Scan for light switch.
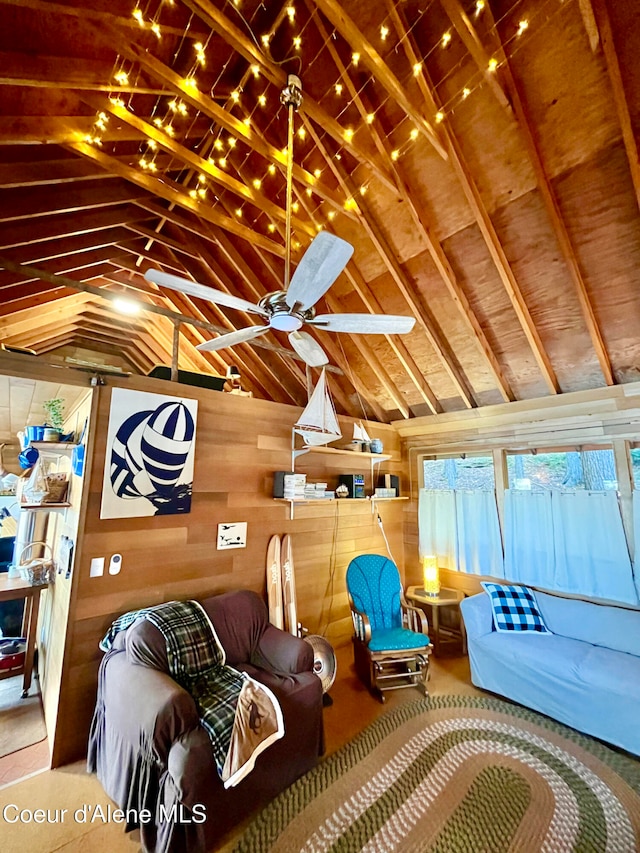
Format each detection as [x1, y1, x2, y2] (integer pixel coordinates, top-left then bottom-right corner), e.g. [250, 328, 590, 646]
[90, 557, 104, 577]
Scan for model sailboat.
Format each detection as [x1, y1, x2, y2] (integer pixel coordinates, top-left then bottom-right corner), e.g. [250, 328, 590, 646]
[293, 368, 342, 447]
[353, 421, 371, 444]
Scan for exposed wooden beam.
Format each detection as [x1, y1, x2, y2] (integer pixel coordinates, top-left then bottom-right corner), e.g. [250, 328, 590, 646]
[180, 0, 399, 192]
[438, 0, 511, 110]
[0, 255, 338, 370]
[0, 179, 146, 223]
[81, 94, 315, 236]
[392, 3, 560, 396]
[313, 0, 447, 158]
[65, 141, 286, 258]
[589, 0, 640, 214]
[318, 2, 512, 405]
[485, 2, 615, 386]
[0, 50, 168, 95]
[0, 206, 152, 250]
[0, 115, 212, 146]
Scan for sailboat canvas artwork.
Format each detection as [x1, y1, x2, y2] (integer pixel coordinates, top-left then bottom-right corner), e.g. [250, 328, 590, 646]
[294, 368, 342, 447]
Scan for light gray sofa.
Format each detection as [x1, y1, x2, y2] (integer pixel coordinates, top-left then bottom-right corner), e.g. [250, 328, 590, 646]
[461, 589, 640, 755]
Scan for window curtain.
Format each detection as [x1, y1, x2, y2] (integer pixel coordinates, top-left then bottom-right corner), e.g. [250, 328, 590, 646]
[418, 489, 504, 577]
[633, 491, 640, 599]
[418, 489, 456, 569]
[455, 491, 504, 577]
[504, 490, 555, 588]
[504, 489, 637, 605]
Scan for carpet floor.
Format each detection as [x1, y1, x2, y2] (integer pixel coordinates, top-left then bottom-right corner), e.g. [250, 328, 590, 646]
[233, 694, 640, 853]
[0, 675, 46, 758]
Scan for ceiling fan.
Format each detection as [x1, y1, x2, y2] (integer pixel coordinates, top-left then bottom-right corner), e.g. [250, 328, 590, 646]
[144, 75, 416, 368]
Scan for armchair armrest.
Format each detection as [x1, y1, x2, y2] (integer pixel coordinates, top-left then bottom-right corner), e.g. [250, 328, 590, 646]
[253, 624, 314, 674]
[460, 593, 493, 641]
[348, 593, 372, 644]
[101, 650, 200, 762]
[400, 596, 430, 635]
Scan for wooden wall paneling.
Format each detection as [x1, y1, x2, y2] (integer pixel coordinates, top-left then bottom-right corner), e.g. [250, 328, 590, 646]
[47, 371, 408, 765]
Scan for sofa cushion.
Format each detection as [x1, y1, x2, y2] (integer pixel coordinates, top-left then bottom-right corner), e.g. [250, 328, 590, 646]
[481, 582, 550, 634]
[535, 592, 640, 657]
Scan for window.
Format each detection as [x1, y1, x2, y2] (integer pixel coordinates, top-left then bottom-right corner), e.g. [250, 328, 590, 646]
[631, 448, 640, 488]
[506, 449, 617, 491]
[423, 455, 495, 490]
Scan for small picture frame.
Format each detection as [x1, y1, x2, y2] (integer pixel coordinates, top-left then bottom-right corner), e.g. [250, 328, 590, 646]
[217, 522, 247, 550]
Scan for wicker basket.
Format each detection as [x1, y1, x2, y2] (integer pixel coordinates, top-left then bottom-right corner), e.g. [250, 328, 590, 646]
[45, 473, 69, 503]
[19, 541, 55, 586]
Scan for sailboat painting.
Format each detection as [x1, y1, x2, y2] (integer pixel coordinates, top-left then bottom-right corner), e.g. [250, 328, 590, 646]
[294, 368, 342, 447]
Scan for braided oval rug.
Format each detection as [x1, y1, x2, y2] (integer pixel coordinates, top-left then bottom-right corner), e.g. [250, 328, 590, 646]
[233, 694, 640, 853]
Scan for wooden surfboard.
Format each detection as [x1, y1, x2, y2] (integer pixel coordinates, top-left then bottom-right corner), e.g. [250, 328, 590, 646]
[266, 534, 284, 629]
[281, 534, 299, 637]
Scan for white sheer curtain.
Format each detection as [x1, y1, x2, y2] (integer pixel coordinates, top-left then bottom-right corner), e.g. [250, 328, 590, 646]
[633, 491, 640, 599]
[418, 489, 456, 569]
[504, 489, 637, 604]
[455, 491, 504, 577]
[504, 490, 555, 588]
[552, 491, 635, 605]
[418, 489, 504, 576]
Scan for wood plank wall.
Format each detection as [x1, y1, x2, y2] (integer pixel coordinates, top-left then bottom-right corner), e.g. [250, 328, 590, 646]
[395, 382, 640, 593]
[53, 372, 407, 766]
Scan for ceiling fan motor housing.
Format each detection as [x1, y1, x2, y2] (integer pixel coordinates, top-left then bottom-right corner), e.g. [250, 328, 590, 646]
[259, 290, 315, 331]
[280, 74, 303, 109]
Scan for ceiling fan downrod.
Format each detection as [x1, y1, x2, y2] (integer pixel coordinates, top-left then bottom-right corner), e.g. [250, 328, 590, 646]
[280, 74, 303, 293]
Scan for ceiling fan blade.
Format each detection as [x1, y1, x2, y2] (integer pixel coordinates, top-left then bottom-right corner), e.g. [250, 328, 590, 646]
[196, 325, 269, 352]
[145, 269, 268, 317]
[288, 331, 329, 367]
[285, 232, 354, 311]
[310, 314, 417, 334]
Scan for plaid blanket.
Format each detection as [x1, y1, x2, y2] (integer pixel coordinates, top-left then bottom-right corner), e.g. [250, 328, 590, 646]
[100, 600, 284, 787]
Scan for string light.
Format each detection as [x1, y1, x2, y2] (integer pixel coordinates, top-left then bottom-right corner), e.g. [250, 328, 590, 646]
[462, 87, 471, 99]
[413, 62, 422, 76]
[441, 31, 452, 48]
[213, 139, 223, 151]
[435, 111, 444, 123]
[198, 173, 206, 183]
[219, 157, 227, 168]
[409, 128, 419, 141]
[475, 0, 485, 14]
[391, 149, 399, 161]
[147, 161, 157, 173]
[366, 112, 374, 124]
[268, 223, 276, 232]
[231, 90, 240, 102]
[334, 83, 343, 95]
[189, 189, 198, 199]
[261, 34, 270, 47]
[286, 5, 295, 22]
[292, 201, 299, 213]
[293, 36, 302, 50]
[343, 127, 354, 143]
[359, 185, 367, 196]
[151, 22, 161, 39]
[228, 137, 237, 148]
[114, 70, 129, 86]
[253, 178, 262, 189]
[298, 126, 306, 140]
[109, 96, 125, 107]
[327, 210, 336, 220]
[153, 117, 164, 128]
[235, 208, 243, 217]
[243, 117, 251, 128]
[268, 163, 276, 175]
[251, 64, 260, 77]
[194, 42, 206, 66]
[517, 19, 529, 36]
[258, 94, 267, 107]
[165, 125, 175, 137]
[95, 112, 109, 131]
[183, 77, 198, 92]
[197, 187, 206, 198]
[344, 197, 358, 212]
[132, 7, 144, 26]
[380, 25, 389, 41]
[351, 52, 360, 67]
[488, 57, 498, 73]
[147, 139, 158, 151]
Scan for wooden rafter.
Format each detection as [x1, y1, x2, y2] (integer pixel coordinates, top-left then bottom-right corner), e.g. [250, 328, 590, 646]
[589, 0, 640, 215]
[317, 1, 513, 404]
[483, 2, 615, 387]
[313, 0, 447, 158]
[392, 2, 560, 396]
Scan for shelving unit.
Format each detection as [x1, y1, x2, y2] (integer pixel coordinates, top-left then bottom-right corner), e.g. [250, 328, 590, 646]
[18, 442, 77, 514]
[280, 431, 401, 518]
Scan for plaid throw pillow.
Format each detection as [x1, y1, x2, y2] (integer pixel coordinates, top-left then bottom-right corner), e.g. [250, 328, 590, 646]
[481, 582, 551, 634]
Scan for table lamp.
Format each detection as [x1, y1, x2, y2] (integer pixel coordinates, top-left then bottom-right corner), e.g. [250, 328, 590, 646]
[422, 555, 440, 598]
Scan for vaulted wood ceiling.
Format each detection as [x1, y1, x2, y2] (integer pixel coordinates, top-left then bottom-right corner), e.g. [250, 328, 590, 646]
[1, 0, 639, 422]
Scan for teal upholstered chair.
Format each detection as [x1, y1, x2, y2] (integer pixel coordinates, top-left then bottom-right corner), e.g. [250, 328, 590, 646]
[346, 554, 431, 702]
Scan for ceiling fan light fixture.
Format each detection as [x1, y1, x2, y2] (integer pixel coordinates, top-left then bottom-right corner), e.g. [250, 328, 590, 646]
[270, 312, 303, 332]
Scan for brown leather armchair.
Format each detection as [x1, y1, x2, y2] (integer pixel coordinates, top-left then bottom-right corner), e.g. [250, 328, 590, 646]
[88, 589, 324, 853]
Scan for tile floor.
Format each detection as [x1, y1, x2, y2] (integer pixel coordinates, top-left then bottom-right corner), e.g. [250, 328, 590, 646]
[0, 737, 49, 788]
